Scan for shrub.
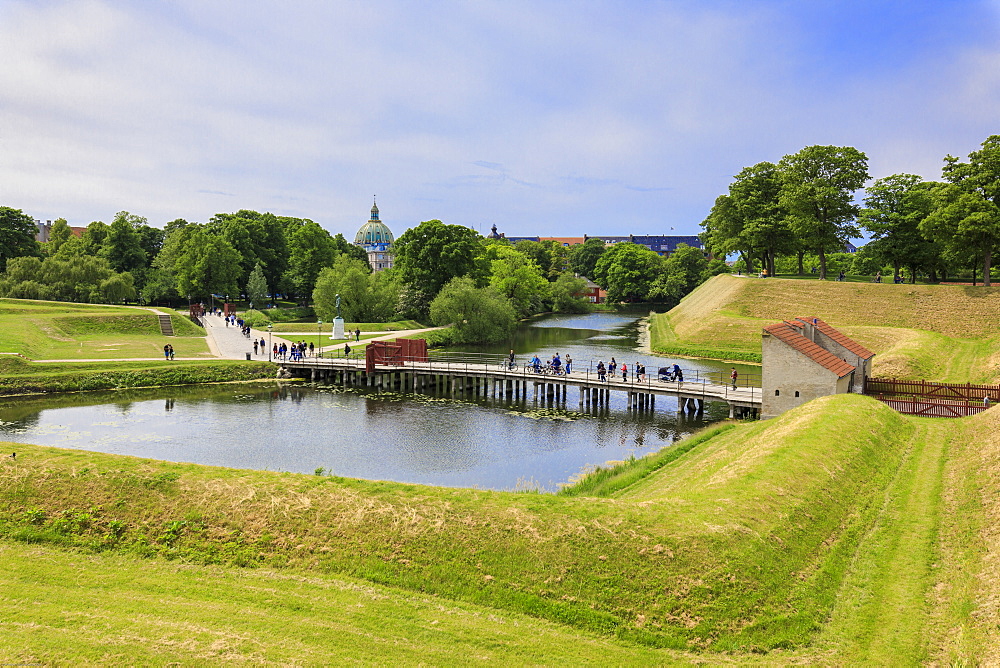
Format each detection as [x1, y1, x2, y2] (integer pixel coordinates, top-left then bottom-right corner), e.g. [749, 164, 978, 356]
[240, 309, 272, 328]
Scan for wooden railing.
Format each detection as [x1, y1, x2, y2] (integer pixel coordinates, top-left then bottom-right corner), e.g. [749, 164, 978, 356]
[865, 377, 1000, 401]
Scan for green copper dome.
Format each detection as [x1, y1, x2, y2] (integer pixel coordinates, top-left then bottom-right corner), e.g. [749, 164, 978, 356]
[355, 220, 394, 246]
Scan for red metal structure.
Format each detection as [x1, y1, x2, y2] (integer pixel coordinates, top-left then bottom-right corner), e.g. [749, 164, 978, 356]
[365, 338, 429, 373]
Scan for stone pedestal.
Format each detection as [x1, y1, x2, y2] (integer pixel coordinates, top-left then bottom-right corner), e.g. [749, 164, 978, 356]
[331, 317, 345, 340]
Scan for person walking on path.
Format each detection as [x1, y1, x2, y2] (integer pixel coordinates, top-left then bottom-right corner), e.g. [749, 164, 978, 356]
[355, 328, 361, 342]
[163, 344, 170, 361]
[168, 344, 175, 360]
[253, 340, 259, 356]
[730, 367, 738, 390]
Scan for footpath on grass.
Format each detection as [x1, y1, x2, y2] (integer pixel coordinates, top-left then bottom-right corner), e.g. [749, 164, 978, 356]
[32, 310, 443, 363]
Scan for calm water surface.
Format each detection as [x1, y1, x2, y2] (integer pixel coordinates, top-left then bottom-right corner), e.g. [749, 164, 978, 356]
[0, 313, 757, 491]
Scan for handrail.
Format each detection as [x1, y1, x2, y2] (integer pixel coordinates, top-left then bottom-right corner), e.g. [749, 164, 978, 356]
[280, 355, 761, 404]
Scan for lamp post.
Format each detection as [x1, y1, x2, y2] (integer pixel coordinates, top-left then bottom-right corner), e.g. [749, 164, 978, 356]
[316, 319, 323, 357]
[267, 324, 273, 360]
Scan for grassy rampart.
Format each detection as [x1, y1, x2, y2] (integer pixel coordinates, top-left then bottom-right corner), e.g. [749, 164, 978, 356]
[0, 298, 212, 359]
[0, 357, 275, 396]
[4, 394, 993, 662]
[650, 274, 1000, 381]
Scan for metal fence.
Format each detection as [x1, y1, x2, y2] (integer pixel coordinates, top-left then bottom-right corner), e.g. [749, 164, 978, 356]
[289, 349, 760, 404]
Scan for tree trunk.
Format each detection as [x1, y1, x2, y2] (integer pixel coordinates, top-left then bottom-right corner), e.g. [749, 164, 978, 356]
[818, 247, 827, 280]
[797, 251, 804, 276]
[985, 248, 992, 287]
[893, 261, 901, 283]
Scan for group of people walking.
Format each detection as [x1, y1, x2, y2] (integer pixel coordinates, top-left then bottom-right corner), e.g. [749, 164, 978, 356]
[594, 357, 647, 382]
[272, 341, 316, 361]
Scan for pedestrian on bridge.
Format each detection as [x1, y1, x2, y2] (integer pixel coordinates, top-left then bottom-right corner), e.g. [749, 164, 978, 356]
[597, 361, 606, 381]
[731, 367, 738, 389]
[565, 354, 572, 375]
[609, 358, 617, 378]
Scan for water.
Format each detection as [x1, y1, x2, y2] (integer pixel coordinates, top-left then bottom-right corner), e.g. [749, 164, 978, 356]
[0, 313, 758, 491]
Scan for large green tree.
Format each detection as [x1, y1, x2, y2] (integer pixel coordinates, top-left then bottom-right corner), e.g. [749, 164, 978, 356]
[284, 221, 340, 301]
[46, 218, 73, 254]
[313, 256, 401, 323]
[592, 242, 663, 302]
[246, 263, 270, 309]
[393, 220, 482, 297]
[0, 207, 40, 270]
[174, 228, 241, 300]
[429, 276, 516, 344]
[921, 182, 1000, 286]
[210, 210, 289, 292]
[702, 162, 791, 277]
[568, 237, 606, 279]
[488, 245, 549, 317]
[102, 211, 148, 275]
[859, 174, 940, 282]
[925, 135, 1000, 286]
[778, 145, 869, 280]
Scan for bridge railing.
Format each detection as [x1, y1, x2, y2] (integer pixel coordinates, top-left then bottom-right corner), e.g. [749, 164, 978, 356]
[287, 350, 760, 404]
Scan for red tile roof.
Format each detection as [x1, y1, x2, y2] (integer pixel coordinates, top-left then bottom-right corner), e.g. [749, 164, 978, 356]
[795, 317, 875, 360]
[763, 321, 856, 377]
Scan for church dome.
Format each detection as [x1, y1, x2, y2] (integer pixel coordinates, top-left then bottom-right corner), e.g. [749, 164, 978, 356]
[355, 220, 394, 246]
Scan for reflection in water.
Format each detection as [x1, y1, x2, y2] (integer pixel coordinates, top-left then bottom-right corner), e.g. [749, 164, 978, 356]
[0, 312, 744, 491]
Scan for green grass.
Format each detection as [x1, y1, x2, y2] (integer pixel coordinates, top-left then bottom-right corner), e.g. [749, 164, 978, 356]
[1, 393, 993, 661]
[0, 299, 211, 360]
[650, 274, 1000, 381]
[0, 358, 276, 396]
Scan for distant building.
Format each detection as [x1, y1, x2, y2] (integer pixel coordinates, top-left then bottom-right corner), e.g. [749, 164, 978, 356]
[34, 219, 85, 243]
[488, 228, 706, 257]
[354, 201, 394, 272]
[761, 317, 875, 419]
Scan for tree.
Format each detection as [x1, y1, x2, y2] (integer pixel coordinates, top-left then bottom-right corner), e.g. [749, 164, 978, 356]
[284, 221, 340, 301]
[778, 145, 869, 280]
[313, 256, 401, 323]
[858, 174, 939, 282]
[921, 183, 1000, 286]
[429, 277, 516, 344]
[927, 135, 1000, 286]
[102, 211, 148, 274]
[592, 243, 663, 302]
[488, 245, 549, 317]
[568, 237, 606, 279]
[246, 263, 269, 309]
[393, 220, 483, 297]
[80, 221, 110, 256]
[174, 228, 241, 299]
[47, 218, 73, 253]
[702, 162, 792, 278]
[99, 272, 136, 303]
[550, 272, 591, 313]
[210, 210, 289, 291]
[0, 207, 40, 270]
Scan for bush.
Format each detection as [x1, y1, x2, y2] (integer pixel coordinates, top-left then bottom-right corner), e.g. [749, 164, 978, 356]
[240, 309, 272, 328]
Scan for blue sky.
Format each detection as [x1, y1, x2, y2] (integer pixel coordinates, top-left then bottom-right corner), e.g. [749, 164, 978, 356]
[2, 1, 999, 240]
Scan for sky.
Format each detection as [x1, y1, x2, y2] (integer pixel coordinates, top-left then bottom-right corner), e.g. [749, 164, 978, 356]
[3, 1, 1000, 241]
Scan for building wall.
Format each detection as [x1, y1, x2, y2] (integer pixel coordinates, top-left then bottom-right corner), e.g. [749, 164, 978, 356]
[761, 334, 845, 419]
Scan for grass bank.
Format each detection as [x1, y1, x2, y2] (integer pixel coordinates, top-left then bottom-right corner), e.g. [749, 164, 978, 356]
[650, 274, 1000, 381]
[0, 298, 212, 360]
[3, 394, 994, 661]
[0, 357, 275, 396]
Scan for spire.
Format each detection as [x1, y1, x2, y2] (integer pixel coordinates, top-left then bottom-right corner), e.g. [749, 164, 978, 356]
[371, 195, 379, 221]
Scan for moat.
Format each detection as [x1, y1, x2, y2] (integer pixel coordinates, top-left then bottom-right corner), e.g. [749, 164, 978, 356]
[0, 313, 757, 491]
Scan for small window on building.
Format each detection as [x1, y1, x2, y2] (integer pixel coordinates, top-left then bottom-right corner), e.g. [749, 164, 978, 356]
[774, 389, 780, 396]
[794, 391, 800, 397]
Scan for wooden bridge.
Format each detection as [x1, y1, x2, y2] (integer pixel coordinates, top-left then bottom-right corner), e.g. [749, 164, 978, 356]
[277, 350, 761, 418]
